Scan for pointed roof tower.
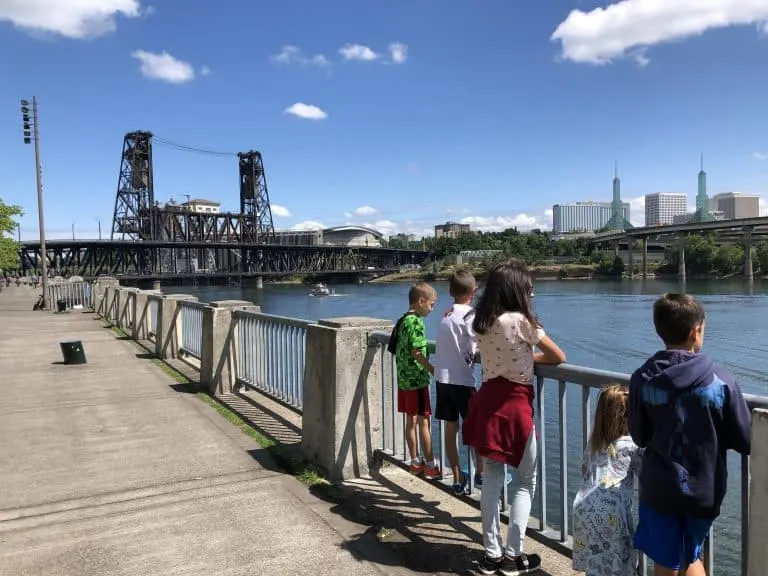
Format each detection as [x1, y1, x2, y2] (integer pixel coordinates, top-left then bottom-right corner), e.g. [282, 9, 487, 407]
[695, 153, 711, 222]
[603, 160, 633, 231]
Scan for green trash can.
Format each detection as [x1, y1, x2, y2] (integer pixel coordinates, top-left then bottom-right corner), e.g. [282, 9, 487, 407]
[60, 341, 87, 365]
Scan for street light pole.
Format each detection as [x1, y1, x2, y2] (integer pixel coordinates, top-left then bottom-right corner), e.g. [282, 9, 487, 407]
[21, 96, 48, 309]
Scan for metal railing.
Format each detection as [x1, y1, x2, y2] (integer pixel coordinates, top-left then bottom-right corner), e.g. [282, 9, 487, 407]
[233, 309, 309, 410]
[370, 331, 766, 576]
[179, 300, 204, 359]
[47, 280, 92, 310]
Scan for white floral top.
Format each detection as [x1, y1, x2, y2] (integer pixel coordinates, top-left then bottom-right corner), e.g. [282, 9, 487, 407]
[476, 312, 545, 385]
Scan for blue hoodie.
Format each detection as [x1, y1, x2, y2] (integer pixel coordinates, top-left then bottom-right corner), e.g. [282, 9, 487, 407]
[628, 350, 751, 518]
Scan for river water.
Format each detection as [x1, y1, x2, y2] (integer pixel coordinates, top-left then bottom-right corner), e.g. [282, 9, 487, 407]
[182, 278, 768, 575]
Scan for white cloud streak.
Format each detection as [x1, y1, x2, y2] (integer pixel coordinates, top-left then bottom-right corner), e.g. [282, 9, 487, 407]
[283, 103, 328, 120]
[339, 43, 379, 61]
[271, 45, 330, 67]
[131, 50, 196, 83]
[388, 42, 408, 64]
[551, 0, 768, 66]
[0, 0, 142, 39]
[271, 204, 291, 218]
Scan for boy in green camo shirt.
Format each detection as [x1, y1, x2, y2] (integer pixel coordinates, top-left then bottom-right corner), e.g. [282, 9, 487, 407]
[396, 282, 440, 479]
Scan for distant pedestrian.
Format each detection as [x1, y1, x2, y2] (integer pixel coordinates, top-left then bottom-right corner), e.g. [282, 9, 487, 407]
[463, 259, 566, 575]
[393, 281, 440, 479]
[629, 293, 752, 576]
[572, 384, 641, 576]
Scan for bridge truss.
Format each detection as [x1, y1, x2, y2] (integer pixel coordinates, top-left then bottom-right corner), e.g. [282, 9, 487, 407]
[19, 241, 423, 279]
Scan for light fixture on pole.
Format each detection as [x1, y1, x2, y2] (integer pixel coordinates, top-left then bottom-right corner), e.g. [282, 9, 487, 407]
[21, 97, 48, 309]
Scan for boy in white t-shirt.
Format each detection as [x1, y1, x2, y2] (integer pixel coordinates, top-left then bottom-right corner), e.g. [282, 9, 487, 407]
[434, 269, 484, 494]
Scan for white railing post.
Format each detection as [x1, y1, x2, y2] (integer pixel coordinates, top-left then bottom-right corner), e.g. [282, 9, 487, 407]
[200, 300, 259, 395]
[302, 317, 393, 481]
[748, 409, 768, 576]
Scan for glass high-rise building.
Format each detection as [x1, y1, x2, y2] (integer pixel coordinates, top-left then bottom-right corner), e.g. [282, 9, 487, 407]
[645, 193, 688, 226]
[552, 201, 630, 235]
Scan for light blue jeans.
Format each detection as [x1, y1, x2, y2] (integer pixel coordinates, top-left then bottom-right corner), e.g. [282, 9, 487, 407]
[480, 430, 537, 558]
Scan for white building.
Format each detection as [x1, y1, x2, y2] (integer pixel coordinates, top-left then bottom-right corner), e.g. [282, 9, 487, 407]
[182, 199, 221, 214]
[645, 193, 688, 226]
[552, 201, 630, 235]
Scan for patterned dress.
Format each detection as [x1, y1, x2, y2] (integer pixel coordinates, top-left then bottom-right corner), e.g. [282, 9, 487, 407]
[572, 436, 641, 576]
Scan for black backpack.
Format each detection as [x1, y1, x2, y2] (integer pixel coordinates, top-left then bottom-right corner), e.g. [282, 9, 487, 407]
[387, 312, 415, 355]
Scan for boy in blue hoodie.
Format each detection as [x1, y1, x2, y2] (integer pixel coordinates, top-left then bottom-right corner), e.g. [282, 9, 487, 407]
[629, 293, 751, 576]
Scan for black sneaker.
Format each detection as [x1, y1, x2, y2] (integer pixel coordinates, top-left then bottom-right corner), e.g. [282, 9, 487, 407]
[498, 553, 541, 576]
[477, 555, 502, 575]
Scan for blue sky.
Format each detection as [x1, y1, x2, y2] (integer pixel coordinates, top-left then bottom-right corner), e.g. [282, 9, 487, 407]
[2, 0, 768, 240]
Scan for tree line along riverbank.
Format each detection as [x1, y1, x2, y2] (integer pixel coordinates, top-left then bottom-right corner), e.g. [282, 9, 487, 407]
[380, 229, 768, 281]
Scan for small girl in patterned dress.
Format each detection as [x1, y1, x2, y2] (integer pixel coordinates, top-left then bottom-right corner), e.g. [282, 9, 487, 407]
[572, 384, 641, 576]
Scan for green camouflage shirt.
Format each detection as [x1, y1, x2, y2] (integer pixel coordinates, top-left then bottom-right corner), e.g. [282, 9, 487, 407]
[395, 313, 430, 390]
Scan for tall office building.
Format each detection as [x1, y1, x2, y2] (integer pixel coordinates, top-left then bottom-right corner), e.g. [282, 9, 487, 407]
[645, 193, 688, 226]
[552, 201, 630, 235]
[710, 192, 760, 220]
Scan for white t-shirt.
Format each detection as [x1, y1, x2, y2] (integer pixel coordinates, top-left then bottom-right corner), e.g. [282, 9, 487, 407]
[434, 303, 477, 387]
[477, 312, 545, 385]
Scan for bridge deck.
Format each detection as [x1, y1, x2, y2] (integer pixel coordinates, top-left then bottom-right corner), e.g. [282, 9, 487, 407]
[0, 286, 576, 575]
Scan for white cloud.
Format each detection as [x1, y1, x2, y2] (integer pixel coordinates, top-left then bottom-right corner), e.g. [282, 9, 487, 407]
[0, 0, 142, 39]
[271, 204, 291, 218]
[551, 0, 768, 66]
[339, 43, 379, 61]
[627, 195, 646, 227]
[292, 220, 324, 231]
[284, 103, 328, 120]
[131, 50, 195, 83]
[388, 42, 408, 64]
[271, 45, 330, 67]
[459, 214, 550, 232]
[753, 151, 768, 161]
[353, 206, 377, 217]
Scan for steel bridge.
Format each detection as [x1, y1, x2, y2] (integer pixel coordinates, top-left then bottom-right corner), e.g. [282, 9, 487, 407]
[19, 131, 428, 280]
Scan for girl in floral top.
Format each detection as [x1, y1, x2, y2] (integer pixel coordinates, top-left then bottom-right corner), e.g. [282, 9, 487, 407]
[463, 259, 566, 576]
[572, 384, 641, 576]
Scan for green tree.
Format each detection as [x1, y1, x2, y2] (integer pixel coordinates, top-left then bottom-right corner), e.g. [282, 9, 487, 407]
[0, 199, 23, 272]
[757, 241, 768, 274]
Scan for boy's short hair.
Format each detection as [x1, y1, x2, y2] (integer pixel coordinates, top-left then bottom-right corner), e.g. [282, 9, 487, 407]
[408, 281, 436, 304]
[653, 293, 706, 346]
[449, 269, 476, 298]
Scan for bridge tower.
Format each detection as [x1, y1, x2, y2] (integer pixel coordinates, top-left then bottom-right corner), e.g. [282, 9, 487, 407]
[111, 131, 155, 240]
[238, 151, 275, 243]
[603, 161, 633, 231]
[694, 153, 711, 222]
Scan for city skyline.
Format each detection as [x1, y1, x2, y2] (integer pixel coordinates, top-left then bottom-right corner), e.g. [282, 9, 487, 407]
[3, 1, 768, 241]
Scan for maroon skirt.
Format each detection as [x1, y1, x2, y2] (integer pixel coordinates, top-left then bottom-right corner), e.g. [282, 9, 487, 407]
[462, 377, 535, 468]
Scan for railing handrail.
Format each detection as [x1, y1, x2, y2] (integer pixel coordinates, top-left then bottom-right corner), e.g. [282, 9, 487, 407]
[370, 330, 768, 410]
[178, 300, 206, 310]
[233, 308, 312, 329]
[147, 293, 164, 301]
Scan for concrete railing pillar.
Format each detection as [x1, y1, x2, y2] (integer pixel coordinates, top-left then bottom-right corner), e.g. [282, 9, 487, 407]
[678, 234, 686, 280]
[133, 290, 161, 340]
[116, 288, 139, 331]
[155, 294, 197, 359]
[200, 300, 259, 395]
[744, 226, 754, 280]
[92, 277, 119, 316]
[302, 317, 393, 481]
[748, 409, 768, 576]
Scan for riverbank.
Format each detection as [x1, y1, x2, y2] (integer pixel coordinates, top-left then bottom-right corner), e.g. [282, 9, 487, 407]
[370, 264, 597, 283]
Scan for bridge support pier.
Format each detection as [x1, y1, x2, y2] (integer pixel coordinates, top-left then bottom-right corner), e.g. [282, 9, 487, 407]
[242, 276, 263, 289]
[642, 237, 648, 278]
[744, 226, 754, 280]
[678, 234, 686, 281]
[627, 242, 633, 278]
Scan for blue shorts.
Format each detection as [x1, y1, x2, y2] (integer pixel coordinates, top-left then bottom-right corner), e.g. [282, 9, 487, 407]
[634, 502, 714, 570]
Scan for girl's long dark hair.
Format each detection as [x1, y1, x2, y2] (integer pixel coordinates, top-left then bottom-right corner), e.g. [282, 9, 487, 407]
[472, 259, 537, 334]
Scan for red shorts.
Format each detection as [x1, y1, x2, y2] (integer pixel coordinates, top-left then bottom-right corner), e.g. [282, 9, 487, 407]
[397, 386, 431, 416]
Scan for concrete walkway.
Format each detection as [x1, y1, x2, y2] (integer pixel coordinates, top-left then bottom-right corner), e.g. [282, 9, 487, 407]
[0, 287, 411, 576]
